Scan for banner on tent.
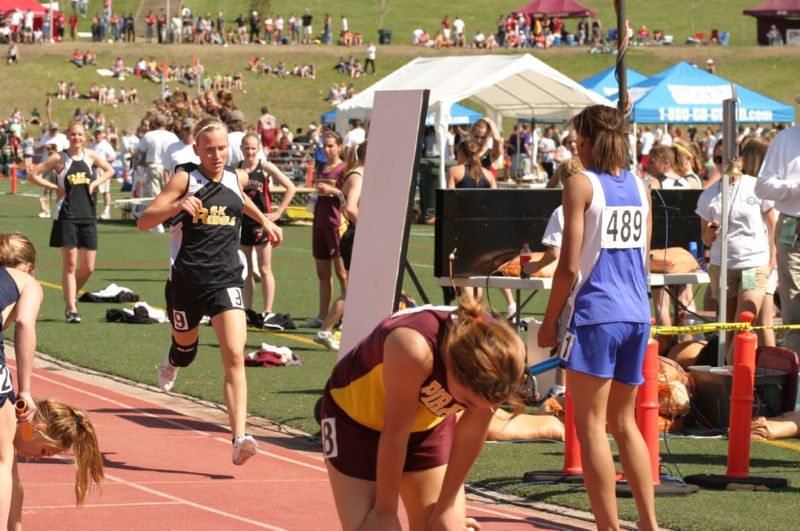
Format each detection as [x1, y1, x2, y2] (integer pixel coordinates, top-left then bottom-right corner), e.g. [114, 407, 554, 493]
[656, 106, 775, 123]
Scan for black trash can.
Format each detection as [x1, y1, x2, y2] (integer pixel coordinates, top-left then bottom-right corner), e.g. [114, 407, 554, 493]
[378, 28, 392, 45]
[418, 158, 455, 223]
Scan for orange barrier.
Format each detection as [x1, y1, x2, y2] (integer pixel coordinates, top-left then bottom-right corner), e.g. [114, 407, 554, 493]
[10, 163, 17, 194]
[727, 311, 756, 478]
[562, 391, 582, 474]
[636, 336, 661, 484]
[306, 160, 314, 187]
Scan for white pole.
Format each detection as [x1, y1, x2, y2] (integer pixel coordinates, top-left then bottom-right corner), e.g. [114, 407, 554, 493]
[718, 169, 729, 363]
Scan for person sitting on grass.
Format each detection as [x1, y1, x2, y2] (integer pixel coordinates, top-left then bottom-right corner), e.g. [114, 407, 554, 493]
[10, 398, 104, 529]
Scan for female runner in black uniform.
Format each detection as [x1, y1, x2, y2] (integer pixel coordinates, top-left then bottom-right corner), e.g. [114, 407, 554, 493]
[28, 122, 114, 323]
[239, 133, 295, 326]
[138, 117, 283, 466]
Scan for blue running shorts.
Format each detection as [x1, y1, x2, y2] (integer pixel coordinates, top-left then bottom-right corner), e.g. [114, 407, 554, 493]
[558, 322, 650, 386]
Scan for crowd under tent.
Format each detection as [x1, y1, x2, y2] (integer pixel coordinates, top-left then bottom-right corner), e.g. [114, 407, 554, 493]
[336, 54, 612, 187]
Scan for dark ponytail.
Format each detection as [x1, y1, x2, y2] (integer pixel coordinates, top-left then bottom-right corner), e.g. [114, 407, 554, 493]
[571, 105, 628, 174]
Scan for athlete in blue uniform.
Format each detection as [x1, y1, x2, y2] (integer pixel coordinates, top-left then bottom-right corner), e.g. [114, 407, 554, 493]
[539, 105, 657, 530]
[0, 232, 43, 526]
[138, 117, 283, 466]
[28, 122, 114, 323]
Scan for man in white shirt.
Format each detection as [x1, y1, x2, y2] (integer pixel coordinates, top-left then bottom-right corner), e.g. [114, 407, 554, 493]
[473, 30, 486, 48]
[274, 15, 284, 43]
[121, 128, 139, 171]
[135, 114, 178, 200]
[89, 128, 117, 219]
[343, 119, 366, 153]
[364, 42, 376, 74]
[537, 126, 557, 180]
[638, 126, 655, 168]
[453, 16, 465, 44]
[35, 122, 69, 218]
[755, 122, 800, 353]
[162, 118, 200, 177]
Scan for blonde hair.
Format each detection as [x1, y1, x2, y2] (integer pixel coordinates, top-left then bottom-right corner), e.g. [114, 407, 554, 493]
[34, 399, 104, 506]
[345, 140, 367, 173]
[457, 140, 484, 185]
[571, 105, 628, 174]
[673, 139, 702, 175]
[444, 297, 526, 412]
[193, 117, 227, 143]
[553, 157, 584, 187]
[0, 232, 36, 272]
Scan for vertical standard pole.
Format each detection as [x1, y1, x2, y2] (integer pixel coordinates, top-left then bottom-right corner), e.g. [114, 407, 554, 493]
[616, 0, 628, 114]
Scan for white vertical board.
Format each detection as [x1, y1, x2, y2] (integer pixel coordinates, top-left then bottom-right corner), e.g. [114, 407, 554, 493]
[337, 90, 428, 360]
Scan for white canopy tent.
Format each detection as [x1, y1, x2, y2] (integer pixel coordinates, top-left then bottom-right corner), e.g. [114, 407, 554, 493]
[336, 54, 614, 187]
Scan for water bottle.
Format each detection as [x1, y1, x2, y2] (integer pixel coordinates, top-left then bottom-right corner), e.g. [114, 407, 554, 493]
[305, 191, 318, 213]
[688, 241, 700, 270]
[519, 242, 532, 278]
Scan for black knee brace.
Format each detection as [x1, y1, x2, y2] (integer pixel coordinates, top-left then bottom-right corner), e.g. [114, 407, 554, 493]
[169, 338, 199, 367]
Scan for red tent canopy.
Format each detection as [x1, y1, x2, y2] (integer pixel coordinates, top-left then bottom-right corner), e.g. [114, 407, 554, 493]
[513, 0, 597, 18]
[743, 0, 800, 17]
[0, 0, 48, 15]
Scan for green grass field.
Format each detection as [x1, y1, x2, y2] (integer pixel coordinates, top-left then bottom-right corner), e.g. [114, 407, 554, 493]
[2, 178, 799, 530]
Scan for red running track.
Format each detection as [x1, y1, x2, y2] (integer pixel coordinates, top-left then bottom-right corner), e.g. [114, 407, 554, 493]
[9, 355, 587, 530]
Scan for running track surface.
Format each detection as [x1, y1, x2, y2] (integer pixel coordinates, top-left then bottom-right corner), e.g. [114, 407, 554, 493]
[9, 352, 592, 530]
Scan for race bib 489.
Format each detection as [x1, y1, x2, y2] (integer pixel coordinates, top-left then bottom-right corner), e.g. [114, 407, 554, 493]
[601, 206, 645, 249]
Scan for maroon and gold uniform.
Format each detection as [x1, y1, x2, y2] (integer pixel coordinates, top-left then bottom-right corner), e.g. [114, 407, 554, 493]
[321, 306, 465, 480]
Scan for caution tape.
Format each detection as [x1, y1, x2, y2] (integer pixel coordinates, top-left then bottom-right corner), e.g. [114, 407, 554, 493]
[652, 321, 800, 336]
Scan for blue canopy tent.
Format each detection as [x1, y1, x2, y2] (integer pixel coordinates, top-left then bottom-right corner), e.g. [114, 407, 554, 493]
[622, 61, 795, 123]
[320, 102, 483, 127]
[579, 66, 648, 99]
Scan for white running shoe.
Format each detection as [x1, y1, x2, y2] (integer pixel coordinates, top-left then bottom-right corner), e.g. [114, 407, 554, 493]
[99, 211, 111, 220]
[232, 434, 259, 465]
[314, 330, 340, 350]
[38, 211, 51, 219]
[300, 316, 324, 328]
[157, 357, 179, 392]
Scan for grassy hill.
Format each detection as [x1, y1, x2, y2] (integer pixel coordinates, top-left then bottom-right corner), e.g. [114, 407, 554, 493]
[6, 42, 798, 136]
[7, 1, 799, 133]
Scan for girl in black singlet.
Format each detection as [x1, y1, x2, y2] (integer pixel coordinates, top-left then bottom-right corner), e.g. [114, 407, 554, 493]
[138, 118, 283, 467]
[238, 133, 296, 322]
[28, 122, 114, 323]
[446, 140, 495, 189]
[0, 232, 43, 526]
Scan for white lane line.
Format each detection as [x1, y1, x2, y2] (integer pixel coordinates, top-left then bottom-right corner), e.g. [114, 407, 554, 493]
[25, 501, 183, 510]
[466, 504, 563, 528]
[25, 366, 328, 472]
[105, 472, 287, 530]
